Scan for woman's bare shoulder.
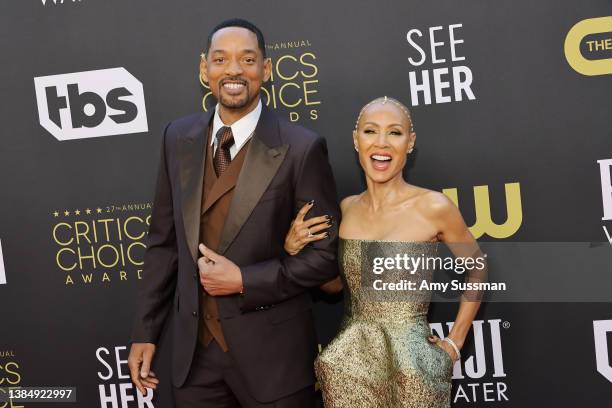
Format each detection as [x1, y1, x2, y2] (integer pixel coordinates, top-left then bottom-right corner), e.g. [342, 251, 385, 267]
[411, 187, 456, 216]
[340, 194, 361, 214]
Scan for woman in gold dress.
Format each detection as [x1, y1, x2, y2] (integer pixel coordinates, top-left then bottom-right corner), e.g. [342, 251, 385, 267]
[283, 97, 484, 407]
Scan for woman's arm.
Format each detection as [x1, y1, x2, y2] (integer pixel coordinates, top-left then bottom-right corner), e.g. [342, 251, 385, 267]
[424, 192, 486, 360]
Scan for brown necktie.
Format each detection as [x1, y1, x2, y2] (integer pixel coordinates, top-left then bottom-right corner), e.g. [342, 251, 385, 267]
[213, 126, 234, 176]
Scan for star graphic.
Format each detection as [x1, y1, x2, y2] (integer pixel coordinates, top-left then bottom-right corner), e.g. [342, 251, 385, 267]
[53, 211, 59, 217]
[85, 208, 92, 214]
[96, 207, 102, 214]
[64, 210, 70, 216]
[75, 209, 81, 215]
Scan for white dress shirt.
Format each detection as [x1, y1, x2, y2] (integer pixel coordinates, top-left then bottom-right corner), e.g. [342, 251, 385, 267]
[211, 98, 262, 159]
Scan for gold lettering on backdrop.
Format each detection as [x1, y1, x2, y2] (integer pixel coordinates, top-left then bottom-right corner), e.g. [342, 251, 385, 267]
[564, 16, 612, 76]
[266, 40, 312, 50]
[0, 360, 22, 385]
[201, 41, 321, 123]
[586, 39, 612, 51]
[442, 182, 522, 239]
[51, 206, 151, 286]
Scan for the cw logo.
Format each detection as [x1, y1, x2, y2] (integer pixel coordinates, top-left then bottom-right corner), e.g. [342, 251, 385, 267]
[564, 16, 612, 76]
[442, 182, 522, 239]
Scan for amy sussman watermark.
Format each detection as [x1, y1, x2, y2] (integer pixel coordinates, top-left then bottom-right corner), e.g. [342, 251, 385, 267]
[360, 241, 612, 303]
[360, 242, 491, 302]
[369, 253, 494, 297]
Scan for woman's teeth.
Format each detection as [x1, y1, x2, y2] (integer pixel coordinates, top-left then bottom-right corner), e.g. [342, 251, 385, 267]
[370, 154, 392, 171]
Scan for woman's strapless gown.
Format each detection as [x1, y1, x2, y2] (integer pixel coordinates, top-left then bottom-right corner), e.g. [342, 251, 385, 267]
[315, 239, 452, 407]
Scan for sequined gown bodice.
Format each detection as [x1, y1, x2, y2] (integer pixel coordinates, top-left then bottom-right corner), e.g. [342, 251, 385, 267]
[315, 239, 452, 408]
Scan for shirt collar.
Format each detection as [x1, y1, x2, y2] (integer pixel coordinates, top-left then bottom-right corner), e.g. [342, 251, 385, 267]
[211, 98, 262, 149]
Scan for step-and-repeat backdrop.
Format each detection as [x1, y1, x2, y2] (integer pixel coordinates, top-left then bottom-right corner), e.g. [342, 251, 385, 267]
[1, 1, 611, 407]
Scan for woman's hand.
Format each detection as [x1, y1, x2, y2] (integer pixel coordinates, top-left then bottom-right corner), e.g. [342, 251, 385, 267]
[428, 334, 460, 362]
[284, 201, 332, 256]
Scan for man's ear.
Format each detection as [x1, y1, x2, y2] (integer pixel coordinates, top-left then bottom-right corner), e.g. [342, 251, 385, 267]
[199, 54, 209, 85]
[263, 57, 272, 82]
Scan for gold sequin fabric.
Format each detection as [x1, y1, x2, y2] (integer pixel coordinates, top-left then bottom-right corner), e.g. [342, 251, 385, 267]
[315, 239, 452, 407]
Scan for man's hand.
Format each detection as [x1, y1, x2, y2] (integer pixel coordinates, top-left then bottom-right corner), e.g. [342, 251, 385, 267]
[128, 342, 159, 397]
[198, 243, 243, 295]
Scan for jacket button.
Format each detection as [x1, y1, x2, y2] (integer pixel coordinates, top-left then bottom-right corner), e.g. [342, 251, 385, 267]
[192, 311, 197, 317]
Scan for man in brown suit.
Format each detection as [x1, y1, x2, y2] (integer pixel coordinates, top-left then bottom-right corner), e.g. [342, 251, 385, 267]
[128, 18, 340, 408]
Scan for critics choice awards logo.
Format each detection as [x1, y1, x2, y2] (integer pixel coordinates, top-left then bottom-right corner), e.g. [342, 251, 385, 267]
[50, 203, 151, 286]
[0, 349, 23, 405]
[34, 68, 148, 141]
[201, 40, 321, 123]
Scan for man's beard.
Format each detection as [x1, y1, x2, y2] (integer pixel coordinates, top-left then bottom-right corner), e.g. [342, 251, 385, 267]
[218, 85, 251, 109]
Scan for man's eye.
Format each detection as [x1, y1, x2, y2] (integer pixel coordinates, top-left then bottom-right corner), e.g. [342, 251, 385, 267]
[245, 58, 255, 63]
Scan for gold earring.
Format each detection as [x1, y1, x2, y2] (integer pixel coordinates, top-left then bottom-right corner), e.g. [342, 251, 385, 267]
[355, 146, 359, 152]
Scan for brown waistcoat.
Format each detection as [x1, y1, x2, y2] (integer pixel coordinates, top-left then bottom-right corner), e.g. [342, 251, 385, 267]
[198, 124, 251, 351]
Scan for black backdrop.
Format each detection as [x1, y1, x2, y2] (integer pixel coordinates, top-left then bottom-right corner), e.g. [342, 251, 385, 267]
[1, 1, 611, 407]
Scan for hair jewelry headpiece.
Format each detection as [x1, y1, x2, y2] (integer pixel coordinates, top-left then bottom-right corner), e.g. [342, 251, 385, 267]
[354, 96, 414, 133]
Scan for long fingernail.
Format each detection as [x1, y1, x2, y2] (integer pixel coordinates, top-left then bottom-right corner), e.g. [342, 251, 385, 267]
[308, 199, 315, 205]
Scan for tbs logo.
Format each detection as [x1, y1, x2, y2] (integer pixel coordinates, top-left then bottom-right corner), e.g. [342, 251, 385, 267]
[34, 68, 148, 141]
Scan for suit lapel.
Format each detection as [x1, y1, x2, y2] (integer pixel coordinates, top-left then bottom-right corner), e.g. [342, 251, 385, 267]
[218, 105, 288, 254]
[178, 111, 212, 264]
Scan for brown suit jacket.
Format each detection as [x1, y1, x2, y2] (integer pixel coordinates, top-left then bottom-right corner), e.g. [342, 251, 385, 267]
[130, 104, 340, 402]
